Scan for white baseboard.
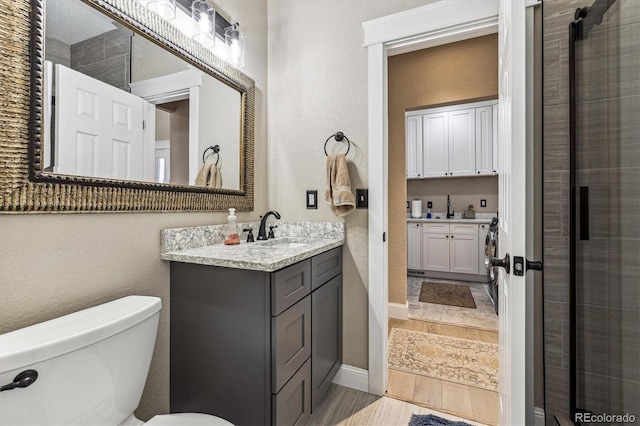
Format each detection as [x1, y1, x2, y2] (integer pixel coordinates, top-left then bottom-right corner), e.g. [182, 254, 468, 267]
[534, 407, 545, 426]
[388, 302, 408, 320]
[332, 364, 369, 393]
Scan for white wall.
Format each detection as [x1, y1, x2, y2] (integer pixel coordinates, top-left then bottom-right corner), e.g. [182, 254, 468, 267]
[267, 0, 439, 370]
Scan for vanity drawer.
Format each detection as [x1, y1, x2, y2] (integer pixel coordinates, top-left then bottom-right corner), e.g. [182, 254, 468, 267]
[311, 247, 342, 290]
[272, 359, 311, 426]
[272, 295, 311, 393]
[272, 260, 311, 316]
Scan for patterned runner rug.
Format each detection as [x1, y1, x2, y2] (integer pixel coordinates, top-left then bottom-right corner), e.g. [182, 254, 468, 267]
[388, 328, 498, 391]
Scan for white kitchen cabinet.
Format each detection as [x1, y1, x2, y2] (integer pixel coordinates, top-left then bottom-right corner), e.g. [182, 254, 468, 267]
[449, 225, 479, 274]
[448, 108, 476, 177]
[405, 115, 423, 178]
[478, 223, 490, 276]
[475, 106, 494, 176]
[418, 222, 480, 275]
[406, 100, 498, 179]
[422, 232, 450, 272]
[422, 112, 449, 178]
[492, 103, 498, 174]
[407, 222, 422, 270]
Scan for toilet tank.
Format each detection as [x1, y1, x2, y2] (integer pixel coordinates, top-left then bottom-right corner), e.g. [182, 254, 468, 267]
[0, 296, 162, 426]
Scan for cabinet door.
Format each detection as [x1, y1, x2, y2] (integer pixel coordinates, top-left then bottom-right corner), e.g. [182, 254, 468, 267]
[475, 106, 493, 175]
[422, 233, 450, 272]
[448, 108, 476, 177]
[272, 359, 311, 426]
[492, 103, 498, 174]
[407, 223, 422, 270]
[478, 224, 490, 276]
[449, 232, 479, 274]
[272, 295, 311, 393]
[311, 274, 342, 411]
[422, 112, 449, 178]
[406, 115, 423, 178]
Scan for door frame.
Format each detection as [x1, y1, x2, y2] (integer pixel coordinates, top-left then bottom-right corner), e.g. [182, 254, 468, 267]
[130, 68, 203, 185]
[362, 0, 501, 396]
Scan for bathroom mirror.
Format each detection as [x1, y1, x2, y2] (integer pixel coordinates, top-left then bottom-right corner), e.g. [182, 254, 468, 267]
[0, 0, 255, 212]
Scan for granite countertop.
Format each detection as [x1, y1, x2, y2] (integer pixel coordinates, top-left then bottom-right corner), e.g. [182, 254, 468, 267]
[161, 221, 345, 272]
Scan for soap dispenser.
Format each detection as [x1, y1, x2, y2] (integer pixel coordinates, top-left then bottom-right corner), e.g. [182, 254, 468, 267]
[224, 208, 240, 245]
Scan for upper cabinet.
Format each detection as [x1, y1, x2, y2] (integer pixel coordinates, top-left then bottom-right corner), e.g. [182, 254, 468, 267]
[406, 100, 498, 179]
[406, 115, 423, 178]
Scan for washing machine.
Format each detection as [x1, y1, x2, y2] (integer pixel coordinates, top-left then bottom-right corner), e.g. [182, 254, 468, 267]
[484, 217, 499, 315]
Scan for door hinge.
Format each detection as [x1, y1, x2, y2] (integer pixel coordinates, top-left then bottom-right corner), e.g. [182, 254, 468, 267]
[383, 232, 386, 242]
[143, 120, 146, 130]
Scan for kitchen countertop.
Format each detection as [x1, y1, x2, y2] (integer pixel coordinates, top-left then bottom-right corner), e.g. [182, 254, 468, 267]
[161, 221, 345, 272]
[407, 217, 493, 224]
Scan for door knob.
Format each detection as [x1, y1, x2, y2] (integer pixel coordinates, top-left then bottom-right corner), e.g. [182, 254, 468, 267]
[513, 256, 543, 276]
[526, 259, 543, 272]
[490, 253, 510, 274]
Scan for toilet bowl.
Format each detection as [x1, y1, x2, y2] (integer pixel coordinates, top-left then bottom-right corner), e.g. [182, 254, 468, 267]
[0, 296, 233, 426]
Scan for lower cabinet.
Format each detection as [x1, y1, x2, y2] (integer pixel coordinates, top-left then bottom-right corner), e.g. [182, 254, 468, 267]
[420, 223, 479, 275]
[170, 246, 343, 426]
[407, 223, 422, 270]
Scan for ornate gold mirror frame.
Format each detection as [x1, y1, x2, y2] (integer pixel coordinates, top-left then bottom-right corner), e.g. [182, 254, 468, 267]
[0, 0, 254, 213]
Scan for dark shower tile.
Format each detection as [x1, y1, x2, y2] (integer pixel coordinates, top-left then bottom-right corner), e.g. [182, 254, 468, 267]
[71, 34, 105, 68]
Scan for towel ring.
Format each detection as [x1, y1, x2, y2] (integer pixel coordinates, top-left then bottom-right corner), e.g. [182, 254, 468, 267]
[203, 145, 220, 165]
[324, 132, 351, 156]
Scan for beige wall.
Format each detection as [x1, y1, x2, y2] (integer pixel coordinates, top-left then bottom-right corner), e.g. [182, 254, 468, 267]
[407, 176, 499, 215]
[267, 0, 439, 370]
[388, 35, 499, 305]
[0, 0, 268, 420]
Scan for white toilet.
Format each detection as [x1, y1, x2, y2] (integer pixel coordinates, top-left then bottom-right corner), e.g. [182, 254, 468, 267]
[0, 296, 233, 426]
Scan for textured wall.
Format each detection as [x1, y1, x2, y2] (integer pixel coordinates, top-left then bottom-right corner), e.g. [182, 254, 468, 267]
[0, 0, 268, 420]
[387, 35, 499, 305]
[267, 0, 438, 370]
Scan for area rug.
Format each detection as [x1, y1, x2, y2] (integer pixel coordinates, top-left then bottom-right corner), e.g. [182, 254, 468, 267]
[408, 414, 473, 426]
[419, 282, 476, 309]
[388, 328, 498, 391]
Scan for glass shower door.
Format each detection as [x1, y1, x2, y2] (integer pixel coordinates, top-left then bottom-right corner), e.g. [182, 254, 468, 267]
[570, 0, 640, 422]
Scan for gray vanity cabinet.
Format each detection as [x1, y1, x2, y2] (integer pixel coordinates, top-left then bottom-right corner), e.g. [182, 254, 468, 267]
[170, 246, 342, 426]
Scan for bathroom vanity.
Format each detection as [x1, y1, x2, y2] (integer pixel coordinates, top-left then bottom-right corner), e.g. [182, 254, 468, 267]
[161, 222, 344, 426]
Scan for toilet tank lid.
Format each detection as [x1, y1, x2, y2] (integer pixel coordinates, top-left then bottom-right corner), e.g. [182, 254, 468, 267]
[0, 296, 162, 374]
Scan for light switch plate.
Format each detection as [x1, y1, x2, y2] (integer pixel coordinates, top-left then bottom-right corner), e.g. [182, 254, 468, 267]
[306, 190, 318, 209]
[427, 201, 433, 209]
[480, 199, 487, 208]
[356, 189, 368, 208]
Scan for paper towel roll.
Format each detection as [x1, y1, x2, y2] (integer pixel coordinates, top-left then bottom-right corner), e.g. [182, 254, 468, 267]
[411, 200, 422, 218]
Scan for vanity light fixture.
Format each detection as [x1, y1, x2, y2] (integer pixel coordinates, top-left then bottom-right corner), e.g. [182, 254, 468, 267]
[191, 0, 216, 49]
[146, 0, 176, 20]
[225, 23, 245, 68]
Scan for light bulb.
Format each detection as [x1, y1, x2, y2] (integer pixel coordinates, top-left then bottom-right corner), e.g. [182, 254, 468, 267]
[198, 15, 212, 33]
[230, 39, 241, 62]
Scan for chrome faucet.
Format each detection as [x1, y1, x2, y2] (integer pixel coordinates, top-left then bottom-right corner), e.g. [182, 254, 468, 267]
[447, 195, 454, 219]
[257, 210, 281, 240]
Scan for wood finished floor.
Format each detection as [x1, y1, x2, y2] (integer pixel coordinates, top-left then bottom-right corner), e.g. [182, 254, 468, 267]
[309, 383, 485, 426]
[386, 318, 499, 425]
